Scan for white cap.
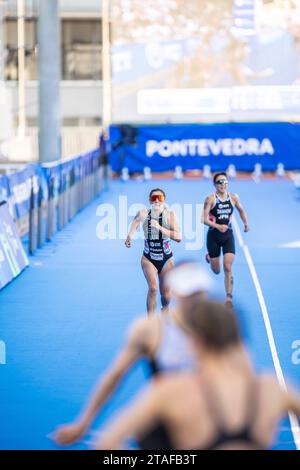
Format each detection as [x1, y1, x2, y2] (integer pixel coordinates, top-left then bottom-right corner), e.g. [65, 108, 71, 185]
[165, 263, 214, 298]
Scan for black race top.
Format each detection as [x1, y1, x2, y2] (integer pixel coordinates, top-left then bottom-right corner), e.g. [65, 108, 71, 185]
[209, 193, 234, 230]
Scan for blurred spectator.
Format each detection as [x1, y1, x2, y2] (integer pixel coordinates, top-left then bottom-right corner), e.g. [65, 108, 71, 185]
[99, 130, 109, 166]
[51, 262, 212, 448]
[98, 130, 110, 189]
[95, 300, 300, 450]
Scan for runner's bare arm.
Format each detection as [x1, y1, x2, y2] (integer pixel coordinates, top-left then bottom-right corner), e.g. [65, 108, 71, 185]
[202, 195, 217, 229]
[52, 318, 151, 446]
[125, 209, 147, 247]
[95, 379, 167, 450]
[154, 211, 181, 242]
[284, 386, 300, 418]
[232, 194, 250, 232]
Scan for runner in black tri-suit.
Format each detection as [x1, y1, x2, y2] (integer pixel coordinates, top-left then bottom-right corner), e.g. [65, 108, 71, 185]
[125, 188, 181, 314]
[202, 172, 250, 307]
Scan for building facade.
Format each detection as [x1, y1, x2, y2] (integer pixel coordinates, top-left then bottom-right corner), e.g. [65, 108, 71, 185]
[1, 0, 104, 160]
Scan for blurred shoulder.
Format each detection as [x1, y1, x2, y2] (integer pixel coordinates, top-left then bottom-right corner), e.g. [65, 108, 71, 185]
[127, 315, 161, 352]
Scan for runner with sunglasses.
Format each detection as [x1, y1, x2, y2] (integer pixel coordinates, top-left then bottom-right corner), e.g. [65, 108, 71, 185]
[125, 188, 181, 314]
[202, 172, 250, 307]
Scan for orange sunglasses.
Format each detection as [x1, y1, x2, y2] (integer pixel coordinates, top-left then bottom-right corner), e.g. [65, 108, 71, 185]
[150, 194, 165, 203]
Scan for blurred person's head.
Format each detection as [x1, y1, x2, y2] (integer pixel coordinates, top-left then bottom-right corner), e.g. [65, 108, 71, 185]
[163, 260, 214, 304]
[183, 299, 241, 355]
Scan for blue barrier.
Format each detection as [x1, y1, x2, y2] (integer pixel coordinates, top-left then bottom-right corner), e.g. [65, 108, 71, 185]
[0, 174, 11, 207]
[41, 150, 104, 241]
[6, 164, 48, 221]
[0, 149, 106, 260]
[0, 201, 29, 289]
[109, 122, 300, 172]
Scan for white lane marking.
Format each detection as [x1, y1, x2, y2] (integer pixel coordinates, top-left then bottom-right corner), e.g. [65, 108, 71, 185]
[232, 215, 300, 450]
[0, 340, 6, 365]
[280, 240, 300, 248]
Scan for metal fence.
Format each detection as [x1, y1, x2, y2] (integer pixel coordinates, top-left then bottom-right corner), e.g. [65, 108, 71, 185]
[0, 148, 107, 255]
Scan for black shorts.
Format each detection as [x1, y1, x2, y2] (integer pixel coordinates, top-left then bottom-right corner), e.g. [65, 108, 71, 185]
[206, 228, 235, 258]
[143, 252, 173, 274]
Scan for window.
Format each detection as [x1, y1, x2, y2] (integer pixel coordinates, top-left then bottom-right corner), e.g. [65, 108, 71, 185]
[4, 17, 103, 81]
[4, 18, 38, 80]
[62, 19, 102, 80]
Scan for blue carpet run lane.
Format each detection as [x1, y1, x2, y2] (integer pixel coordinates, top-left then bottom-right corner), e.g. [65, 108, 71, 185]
[0, 179, 299, 450]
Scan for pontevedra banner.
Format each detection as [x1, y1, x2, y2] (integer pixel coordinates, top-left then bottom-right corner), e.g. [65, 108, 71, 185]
[109, 122, 300, 172]
[0, 202, 29, 290]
